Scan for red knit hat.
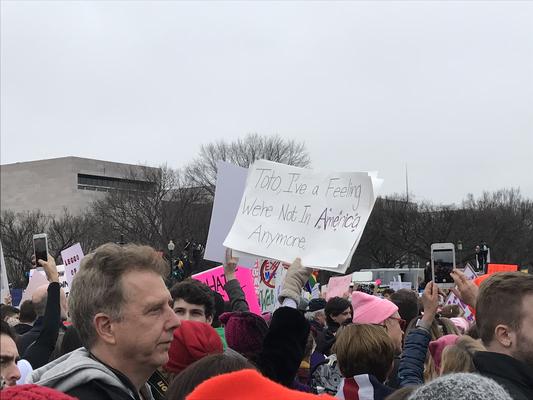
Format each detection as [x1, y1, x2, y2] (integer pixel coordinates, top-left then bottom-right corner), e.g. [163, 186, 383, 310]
[164, 320, 223, 374]
[0, 384, 76, 400]
[186, 369, 336, 400]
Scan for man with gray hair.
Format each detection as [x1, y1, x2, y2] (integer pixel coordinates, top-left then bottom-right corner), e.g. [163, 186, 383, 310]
[28, 243, 180, 400]
[305, 298, 327, 339]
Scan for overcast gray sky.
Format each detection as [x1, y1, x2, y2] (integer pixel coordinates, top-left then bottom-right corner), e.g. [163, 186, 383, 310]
[1, 1, 532, 205]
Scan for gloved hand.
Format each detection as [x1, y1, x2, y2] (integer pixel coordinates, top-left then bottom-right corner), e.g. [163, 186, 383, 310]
[278, 258, 311, 304]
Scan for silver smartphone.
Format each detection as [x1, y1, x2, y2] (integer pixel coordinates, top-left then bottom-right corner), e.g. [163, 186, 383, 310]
[33, 233, 49, 264]
[431, 243, 455, 289]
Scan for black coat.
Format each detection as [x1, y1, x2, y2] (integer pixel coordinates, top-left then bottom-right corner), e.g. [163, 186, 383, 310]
[474, 351, 533, 400]
[256, 307, 310, 388]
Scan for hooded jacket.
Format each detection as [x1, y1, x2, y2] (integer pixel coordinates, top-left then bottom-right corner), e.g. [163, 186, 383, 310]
[474, 351, 533, 400]
[27, 348, 155, 400]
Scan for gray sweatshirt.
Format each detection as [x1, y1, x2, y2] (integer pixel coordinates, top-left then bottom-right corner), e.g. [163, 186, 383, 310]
[27, 348, 154, 400]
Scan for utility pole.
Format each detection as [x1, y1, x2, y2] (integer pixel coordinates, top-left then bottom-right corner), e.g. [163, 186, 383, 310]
[405, 164, 409, 203]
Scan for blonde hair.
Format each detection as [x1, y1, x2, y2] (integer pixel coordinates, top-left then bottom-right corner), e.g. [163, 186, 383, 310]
[335, 324, 394, 382]
[440, 336, 485, 375]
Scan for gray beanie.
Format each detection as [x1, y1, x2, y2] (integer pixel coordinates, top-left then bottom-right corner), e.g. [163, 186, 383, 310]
[408, 373, 512, 400]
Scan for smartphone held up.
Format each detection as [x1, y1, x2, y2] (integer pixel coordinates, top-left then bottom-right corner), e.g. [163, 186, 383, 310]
[33, 233, 49, 266]
[431, 242, 455, 289]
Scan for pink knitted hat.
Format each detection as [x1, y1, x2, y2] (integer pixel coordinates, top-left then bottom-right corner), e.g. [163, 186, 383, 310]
[351, 291, 398, 324]
[429, 334, 460, 371]
[450, 317, 470, 334]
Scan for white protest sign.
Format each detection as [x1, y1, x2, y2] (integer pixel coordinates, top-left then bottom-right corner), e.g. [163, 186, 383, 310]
[224, 160, 380, 269]
[204, 161, 256, 268]
[61, 243, 84, 289]
[0, 242, 10, 302]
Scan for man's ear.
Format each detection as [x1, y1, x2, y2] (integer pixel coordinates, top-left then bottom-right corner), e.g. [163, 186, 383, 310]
[94, 313, 117, 345]
[494, 324, 515, 348]
[206, 315, 213, 325]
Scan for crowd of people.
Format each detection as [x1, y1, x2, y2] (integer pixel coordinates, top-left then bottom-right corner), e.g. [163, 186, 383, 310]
[1, 242, 532, 400]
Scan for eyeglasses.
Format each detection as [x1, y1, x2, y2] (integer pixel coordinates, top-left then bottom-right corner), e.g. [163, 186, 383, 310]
[388, 316, 407, 331]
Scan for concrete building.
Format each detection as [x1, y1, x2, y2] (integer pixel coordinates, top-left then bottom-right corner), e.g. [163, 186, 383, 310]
[1, 156, 158, 216]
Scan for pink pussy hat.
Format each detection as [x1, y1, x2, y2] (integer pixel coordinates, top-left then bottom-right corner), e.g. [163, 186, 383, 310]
[429, 334, 459, 372]
[351, 291, 399, 324]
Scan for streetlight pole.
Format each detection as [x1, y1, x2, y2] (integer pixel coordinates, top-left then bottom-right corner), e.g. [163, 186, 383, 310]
[167, 240, 175, 271]
[457, 240, 463, 268]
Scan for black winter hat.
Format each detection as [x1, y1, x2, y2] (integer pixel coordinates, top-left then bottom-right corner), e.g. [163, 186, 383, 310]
[307, 298, 327, 312]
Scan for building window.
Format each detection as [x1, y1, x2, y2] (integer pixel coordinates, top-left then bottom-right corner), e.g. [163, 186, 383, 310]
[77, 174, 153, 192]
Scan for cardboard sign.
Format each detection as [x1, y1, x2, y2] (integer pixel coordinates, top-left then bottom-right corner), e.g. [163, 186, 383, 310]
[224, 160, 380, 270]
[60, 243, 84, 289]
[192, 265, 261, 315]
[204, 162, 256, 268]
[326, 274, 353, 300]
[0, 241, 10, 302]
[487, 264, 519, 274]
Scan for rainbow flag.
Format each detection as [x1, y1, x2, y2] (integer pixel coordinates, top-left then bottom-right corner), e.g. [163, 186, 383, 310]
[305, 270, 319, 293]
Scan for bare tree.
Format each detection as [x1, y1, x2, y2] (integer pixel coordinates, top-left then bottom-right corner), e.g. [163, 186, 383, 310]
[0, 209, 100, 286]
[185, 133, 311, 196]
[1, 211, 49, 286]
[89, 164, 209, 252]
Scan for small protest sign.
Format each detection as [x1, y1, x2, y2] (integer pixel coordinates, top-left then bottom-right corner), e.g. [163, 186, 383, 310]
[61, 243, 84, 289]
[252, 258, 290, 313]
[192, 265, 261, 315]
[325, 274, 353, 300]
[224, 160, 381, 270]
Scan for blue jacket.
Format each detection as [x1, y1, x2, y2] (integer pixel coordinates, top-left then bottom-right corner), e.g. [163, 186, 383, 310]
[398, 328, 431, 387]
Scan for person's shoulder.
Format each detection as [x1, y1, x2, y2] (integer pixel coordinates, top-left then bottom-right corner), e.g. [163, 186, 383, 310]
[66, 380, 134, 400]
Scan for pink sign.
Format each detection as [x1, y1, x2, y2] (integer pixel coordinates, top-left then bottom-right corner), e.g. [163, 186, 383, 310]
[192, 265, 261, 315]
[326, 274, 353, 300]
